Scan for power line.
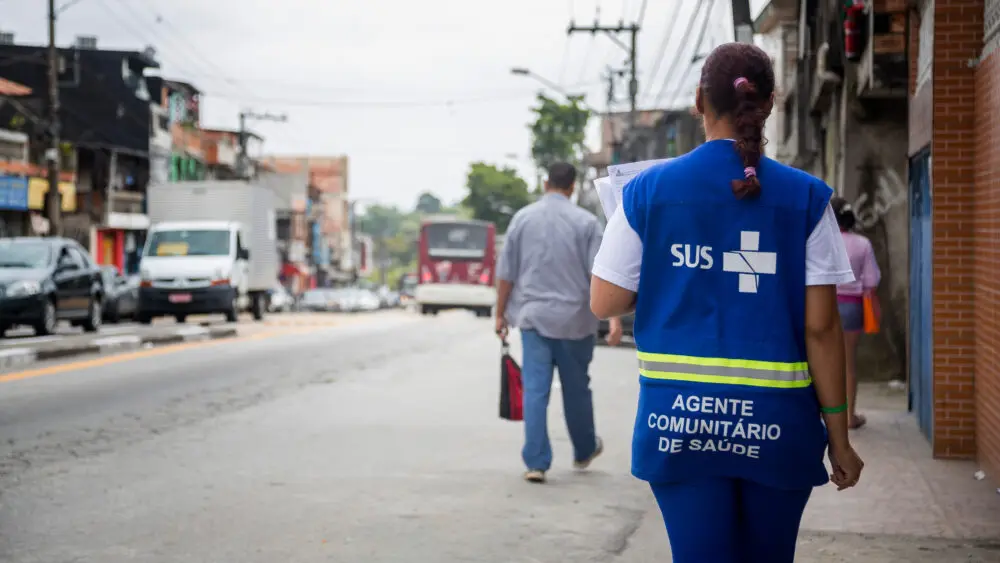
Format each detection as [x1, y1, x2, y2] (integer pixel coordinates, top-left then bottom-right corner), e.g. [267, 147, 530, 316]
[201, 83, 606, 110]
[640, 0, 685, 102]
[123, 1, 243, 88]
[668, 0, 717, 109]
[636, 0, 649, 24]
[93, 0, 209, 80]
[652, 0, 706, 106]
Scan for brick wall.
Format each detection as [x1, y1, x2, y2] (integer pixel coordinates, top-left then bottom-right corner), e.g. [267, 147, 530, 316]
[974, 38, 1000, 477]
[931, 0, 981, 458]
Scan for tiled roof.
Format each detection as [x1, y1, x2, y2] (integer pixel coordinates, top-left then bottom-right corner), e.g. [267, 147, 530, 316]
[0, 77, 31, 97]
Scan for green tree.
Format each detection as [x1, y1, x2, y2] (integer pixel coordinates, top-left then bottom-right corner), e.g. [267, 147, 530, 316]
[357, 204, 406, 238]
[414, 192, 443, 214]
[462, 162, 532, 233]
[529, 93, 591, 182]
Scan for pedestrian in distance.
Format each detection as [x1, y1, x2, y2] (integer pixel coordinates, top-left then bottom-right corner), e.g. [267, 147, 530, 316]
[495, 161, 623, 484]
[589, 42, 864, 563]
[830, 196, 881, 430]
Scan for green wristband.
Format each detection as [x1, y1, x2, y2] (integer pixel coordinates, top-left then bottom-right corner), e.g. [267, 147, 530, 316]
[821, 402, 848, 414]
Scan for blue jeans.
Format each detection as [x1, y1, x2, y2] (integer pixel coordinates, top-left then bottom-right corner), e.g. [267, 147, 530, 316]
[520, 329, 598, 471]
[651, 477, 812, 563]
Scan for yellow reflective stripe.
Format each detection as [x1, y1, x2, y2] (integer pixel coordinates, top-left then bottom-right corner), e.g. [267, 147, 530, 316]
[636, 351, 807, 372]
[639, 369, 813, 389]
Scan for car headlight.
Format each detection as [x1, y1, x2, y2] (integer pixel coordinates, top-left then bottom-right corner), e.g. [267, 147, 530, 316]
[6, 280, 42, 297]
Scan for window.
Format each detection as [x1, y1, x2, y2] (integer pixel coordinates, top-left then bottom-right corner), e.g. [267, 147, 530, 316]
[0, 239, 52, 268]
[58, 246, 84, 270]
[147, 229, 231, 257]
[69, 245, 90, 267]
[424, 223, 488, 259]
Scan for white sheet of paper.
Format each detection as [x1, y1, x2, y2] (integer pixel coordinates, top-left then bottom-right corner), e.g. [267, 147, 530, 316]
[594, 176, 618, 218]
[607, 158, 670, 189]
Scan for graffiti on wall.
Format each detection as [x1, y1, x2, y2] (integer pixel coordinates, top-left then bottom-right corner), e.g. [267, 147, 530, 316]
[853, 166, 906, 230]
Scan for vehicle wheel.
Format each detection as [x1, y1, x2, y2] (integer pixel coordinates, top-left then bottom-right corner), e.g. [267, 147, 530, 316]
[476, 307, 491, 318]
[175, 314, 187, 324]
[225, 295, 239, 323]
[420, 305, 429, 315]
[251, 294, 265, 321]
[82, 298, 102, 332]
[137, 313, 153, 325]
[0, 325, 8, 338]
[33, 299, 57, 336]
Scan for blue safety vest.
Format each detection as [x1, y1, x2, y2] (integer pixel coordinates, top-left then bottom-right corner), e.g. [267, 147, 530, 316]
[622, 140, 832, 491]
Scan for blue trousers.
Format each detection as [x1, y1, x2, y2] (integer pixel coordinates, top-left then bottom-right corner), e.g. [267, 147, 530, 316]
[650, 477, 811, 563]
[520, 329, 598, 471]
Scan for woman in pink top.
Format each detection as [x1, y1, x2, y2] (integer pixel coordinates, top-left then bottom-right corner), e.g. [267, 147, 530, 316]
[831, 197, 881, 429]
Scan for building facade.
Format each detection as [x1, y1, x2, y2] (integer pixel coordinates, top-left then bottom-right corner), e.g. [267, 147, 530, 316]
[0, 36, 154, 265]
[904, 0, 1000, 478]
[260, 155, 351, 285]
[755, 0, 1000, 480]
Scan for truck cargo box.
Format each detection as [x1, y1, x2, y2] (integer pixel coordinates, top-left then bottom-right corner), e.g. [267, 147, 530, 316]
[147, 181, 279, 291]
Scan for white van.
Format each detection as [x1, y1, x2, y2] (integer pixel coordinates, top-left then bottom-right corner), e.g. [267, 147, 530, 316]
[139, 179, 280, 324]
[137, 220, 262, 323]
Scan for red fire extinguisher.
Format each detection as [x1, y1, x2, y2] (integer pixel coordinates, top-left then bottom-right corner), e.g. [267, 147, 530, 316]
[844, 0, 866, 62]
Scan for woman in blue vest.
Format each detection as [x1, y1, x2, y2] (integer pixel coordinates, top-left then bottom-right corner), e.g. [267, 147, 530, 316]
[590, 42, 865, 563]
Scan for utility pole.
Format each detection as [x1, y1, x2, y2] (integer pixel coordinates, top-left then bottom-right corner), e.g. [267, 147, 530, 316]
[604, 66, 627, 165]
[45, 0, 62, 236]
[238, 109, 287, 179]
[567, 20, 640, 123]
[731, 0, 755, 43]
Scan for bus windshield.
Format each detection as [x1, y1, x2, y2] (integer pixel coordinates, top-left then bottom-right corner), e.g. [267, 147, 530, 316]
[424, 223, 488, 259]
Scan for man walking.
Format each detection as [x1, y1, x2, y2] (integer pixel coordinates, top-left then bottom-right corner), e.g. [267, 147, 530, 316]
[495, 162, 622, 483]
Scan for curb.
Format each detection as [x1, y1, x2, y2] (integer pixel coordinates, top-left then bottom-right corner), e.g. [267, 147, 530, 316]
[0, 326, 239, 372]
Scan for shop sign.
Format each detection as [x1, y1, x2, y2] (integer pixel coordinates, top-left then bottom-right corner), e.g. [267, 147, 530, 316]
[0, 175, 29, 210]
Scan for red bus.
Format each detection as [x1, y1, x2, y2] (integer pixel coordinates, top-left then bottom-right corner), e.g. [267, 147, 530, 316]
[415, 216, 496, 317]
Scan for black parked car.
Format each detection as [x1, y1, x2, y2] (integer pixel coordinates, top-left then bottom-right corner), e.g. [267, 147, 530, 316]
[598, 312, 635, 343]
[0, 237, 104, 336]
[100, 266, 139, 323]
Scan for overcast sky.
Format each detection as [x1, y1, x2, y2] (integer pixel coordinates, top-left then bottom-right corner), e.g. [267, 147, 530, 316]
[5, 0, 766, 209]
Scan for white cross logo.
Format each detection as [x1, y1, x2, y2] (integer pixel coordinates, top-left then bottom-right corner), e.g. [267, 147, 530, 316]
[722, 231, 777, 293]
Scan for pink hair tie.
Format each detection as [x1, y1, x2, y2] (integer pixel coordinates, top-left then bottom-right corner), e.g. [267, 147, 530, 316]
[733, 77, 750, 89]
[744, 166, 757, 178]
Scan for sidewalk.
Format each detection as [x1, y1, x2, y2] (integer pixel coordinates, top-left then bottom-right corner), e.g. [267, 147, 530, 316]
[0, 324, 237, 372]
[612, 383, 1000, 562]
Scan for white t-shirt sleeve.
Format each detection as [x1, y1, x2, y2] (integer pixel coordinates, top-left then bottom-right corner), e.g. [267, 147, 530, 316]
[805, 204, 856, 286]
[591, 206, 642, 292]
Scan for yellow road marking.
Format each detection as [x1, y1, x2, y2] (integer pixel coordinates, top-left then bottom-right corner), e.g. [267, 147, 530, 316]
[0, 311, 405, 384]
[0, 327, 313, 384]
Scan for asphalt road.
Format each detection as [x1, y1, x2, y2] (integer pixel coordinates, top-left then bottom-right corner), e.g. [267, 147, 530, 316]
[3, 309, 998, 563]
[0, 310, 651, 563]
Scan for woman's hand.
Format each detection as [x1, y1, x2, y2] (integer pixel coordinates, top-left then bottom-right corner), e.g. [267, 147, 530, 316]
[606, 317, 624, 346]
[828, 443, 864, 491]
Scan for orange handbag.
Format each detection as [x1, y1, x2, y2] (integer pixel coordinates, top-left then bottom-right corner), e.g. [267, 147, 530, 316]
[863, 292, 881, 334]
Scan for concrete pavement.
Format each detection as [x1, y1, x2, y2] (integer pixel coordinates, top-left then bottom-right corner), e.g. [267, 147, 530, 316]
[0, 310, 399, 372]
[0, 311, 997, 561]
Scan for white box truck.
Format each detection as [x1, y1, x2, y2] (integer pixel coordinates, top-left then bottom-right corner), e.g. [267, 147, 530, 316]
[137, 180, 280, 324]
